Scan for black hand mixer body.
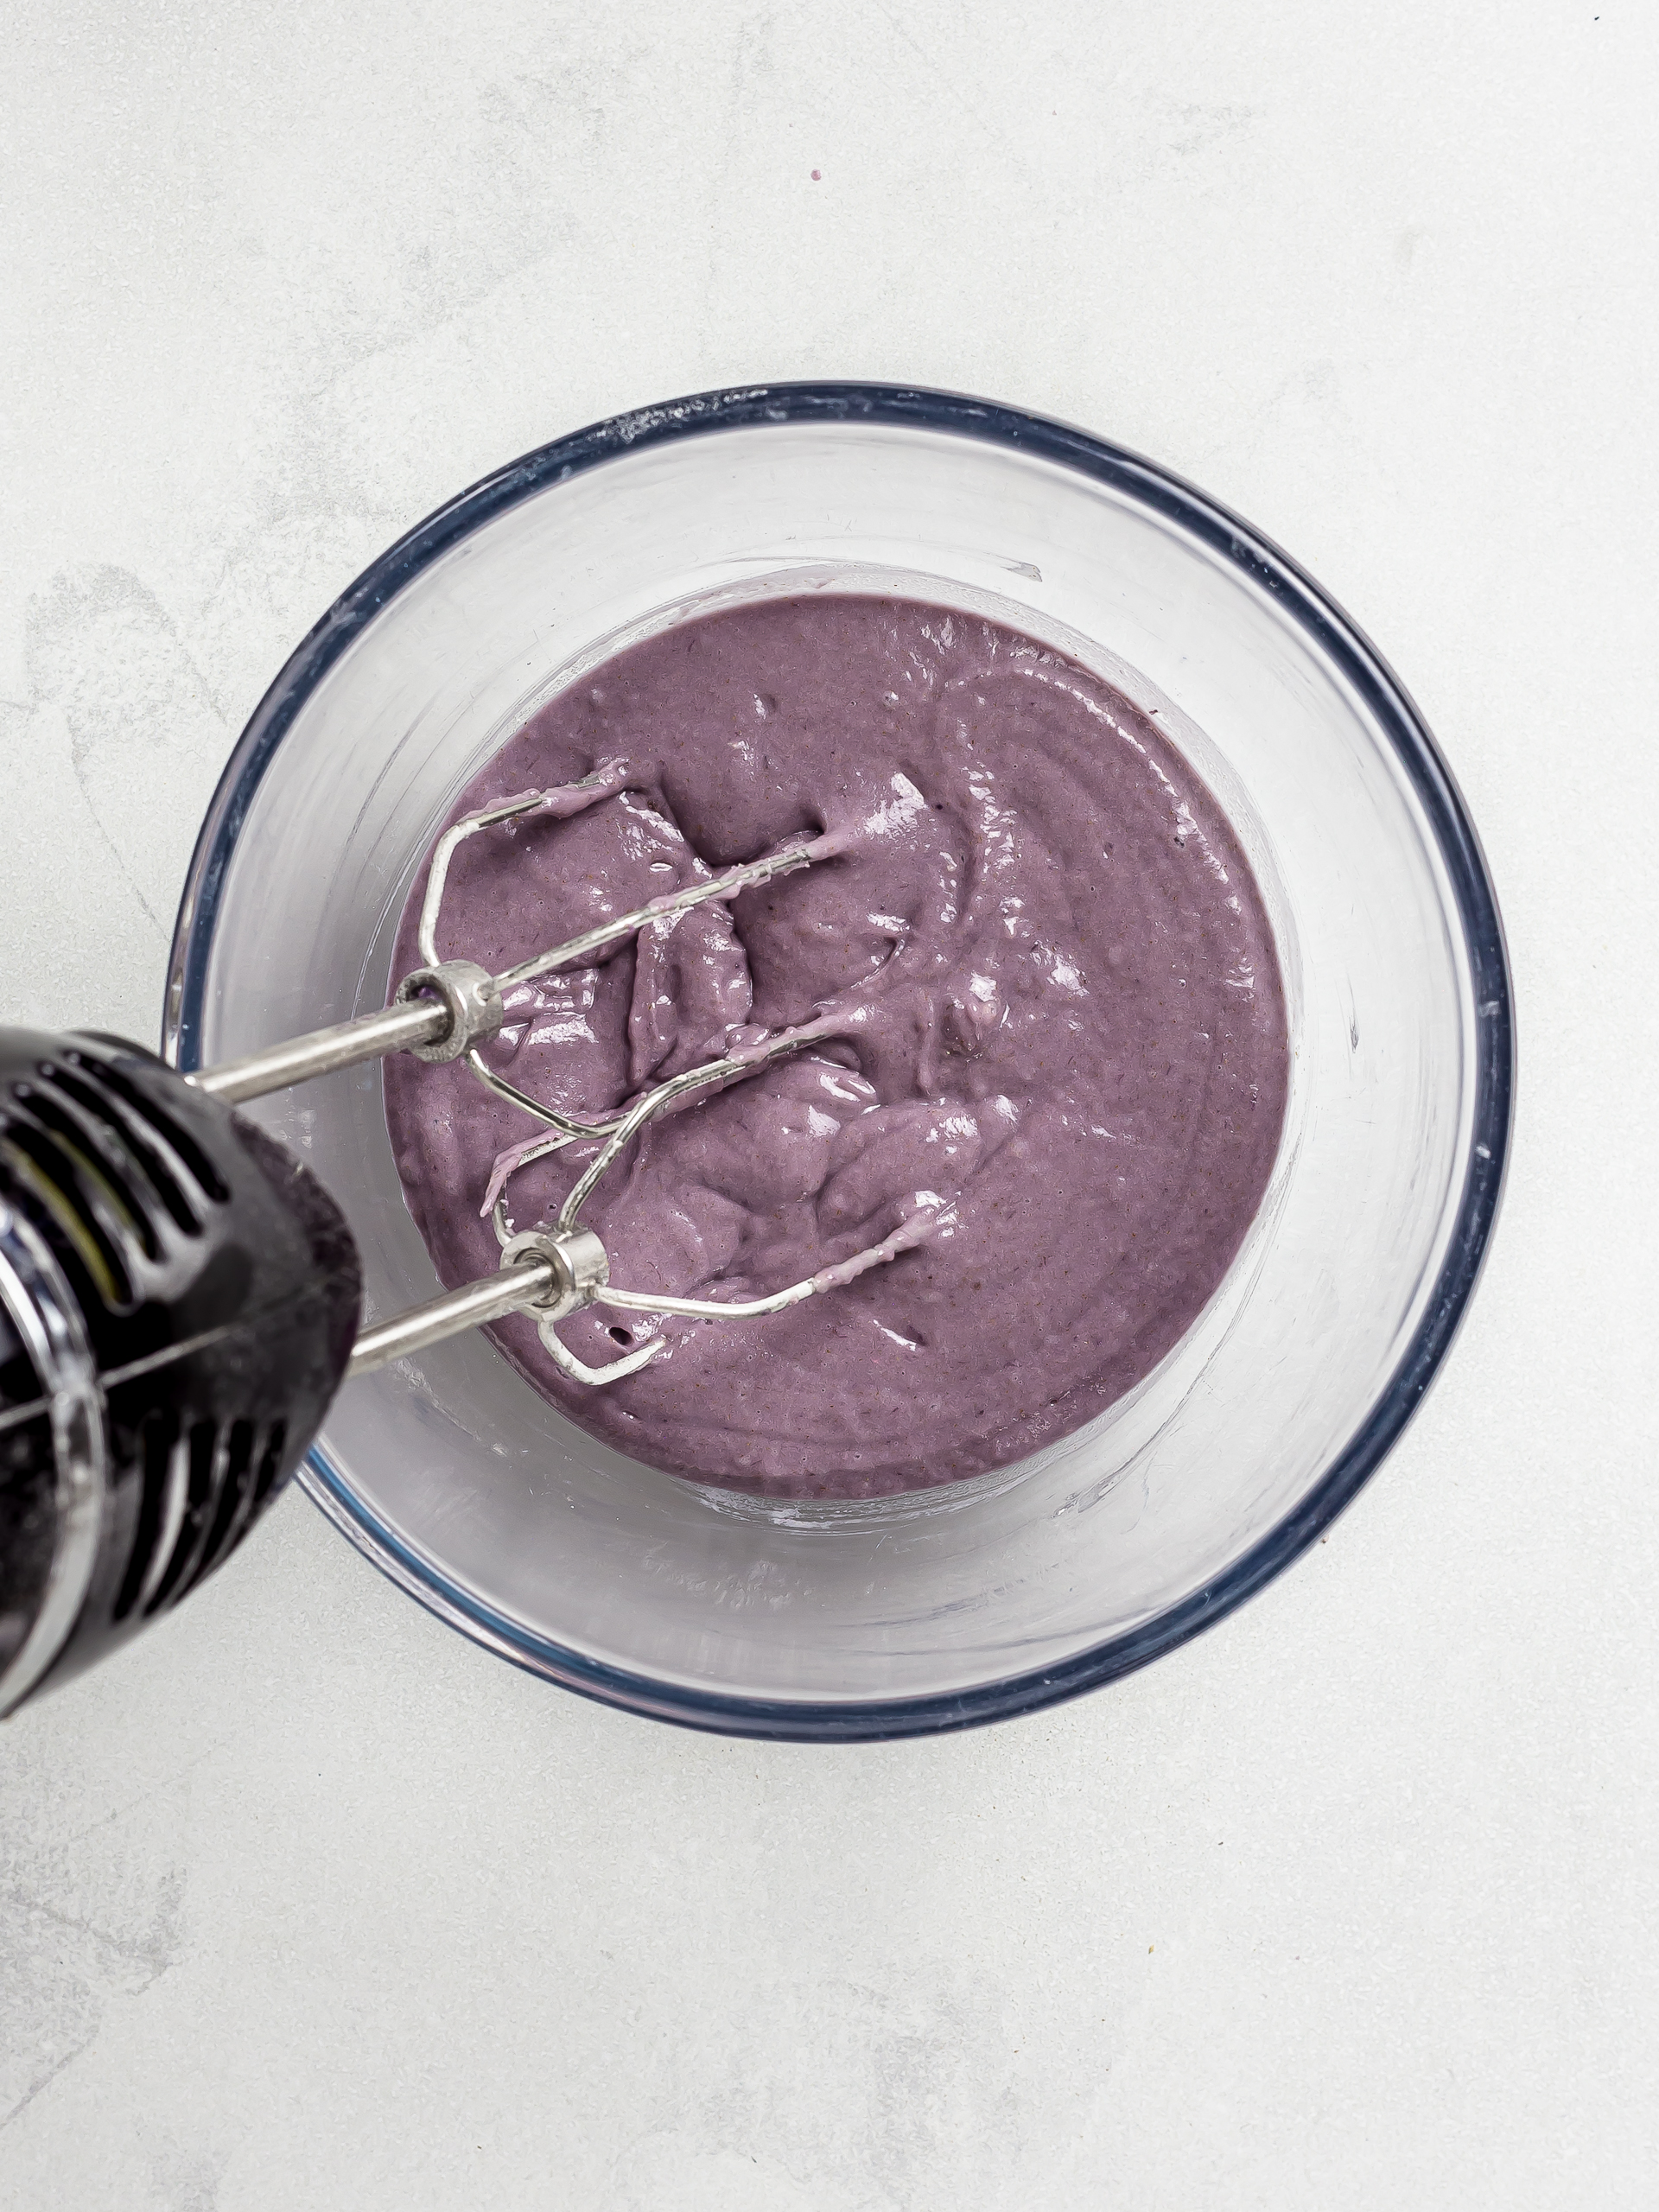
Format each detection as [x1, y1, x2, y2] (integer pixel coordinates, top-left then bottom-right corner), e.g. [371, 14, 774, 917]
[0, 1031, 360, 1715]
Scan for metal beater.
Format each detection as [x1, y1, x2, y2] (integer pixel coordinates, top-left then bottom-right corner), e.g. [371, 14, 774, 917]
[0, 773, 938, 1714]
[197, 766, 935, 1385]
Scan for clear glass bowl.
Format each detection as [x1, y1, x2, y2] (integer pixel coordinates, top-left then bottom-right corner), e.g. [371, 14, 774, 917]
[165, 385, 1512, 1739]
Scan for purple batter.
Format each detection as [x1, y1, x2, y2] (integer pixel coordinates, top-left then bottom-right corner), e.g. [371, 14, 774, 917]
[384, 596, 1287, 1498]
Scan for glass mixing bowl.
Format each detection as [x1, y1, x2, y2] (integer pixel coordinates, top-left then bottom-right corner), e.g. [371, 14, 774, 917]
[166, 384, 1512, 1739]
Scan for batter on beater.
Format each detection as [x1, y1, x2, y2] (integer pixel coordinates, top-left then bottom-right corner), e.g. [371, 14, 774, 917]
[384, 595, 1288, 1498]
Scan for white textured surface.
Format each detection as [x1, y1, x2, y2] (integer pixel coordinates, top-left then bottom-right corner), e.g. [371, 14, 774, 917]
[2, 2, 1655, 2203]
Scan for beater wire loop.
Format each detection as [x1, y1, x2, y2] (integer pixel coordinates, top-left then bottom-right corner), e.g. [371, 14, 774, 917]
[419, 779, 931, 1384]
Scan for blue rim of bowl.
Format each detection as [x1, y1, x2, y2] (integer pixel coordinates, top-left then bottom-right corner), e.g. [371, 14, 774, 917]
[168, 381, 1514, 1742]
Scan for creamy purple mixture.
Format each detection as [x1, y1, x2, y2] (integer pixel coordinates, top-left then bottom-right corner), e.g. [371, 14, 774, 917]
[384, 596, 1287, 1498]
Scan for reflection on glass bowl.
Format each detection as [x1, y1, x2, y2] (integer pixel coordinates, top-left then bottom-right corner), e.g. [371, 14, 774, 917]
[167, 385, 1512, 1740]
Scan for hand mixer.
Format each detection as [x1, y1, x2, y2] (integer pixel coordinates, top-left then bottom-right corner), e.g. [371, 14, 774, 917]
[0, 772, 936, 1718]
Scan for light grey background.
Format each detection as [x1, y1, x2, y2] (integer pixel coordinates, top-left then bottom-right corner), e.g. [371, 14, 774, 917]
[2, 3, 1654, 2206]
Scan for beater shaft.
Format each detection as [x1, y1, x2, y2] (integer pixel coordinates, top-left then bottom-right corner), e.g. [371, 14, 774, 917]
[186, 835, 817, 1109]
[346, 1255, 560, 1376]
[188, 995, 449, 1104]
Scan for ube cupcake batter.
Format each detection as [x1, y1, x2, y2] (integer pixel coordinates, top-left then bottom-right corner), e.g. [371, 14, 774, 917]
[384, 595, 1288, 1498]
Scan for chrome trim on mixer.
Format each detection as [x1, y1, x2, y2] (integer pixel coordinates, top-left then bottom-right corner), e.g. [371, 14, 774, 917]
[0, 1203, 109, 1719]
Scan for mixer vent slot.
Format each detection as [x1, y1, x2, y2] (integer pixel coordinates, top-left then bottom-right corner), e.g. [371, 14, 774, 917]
[48, 1062, 208, 1236]
[67, 1052, 230, 1206]
[14, 1087, 163, 1258]
[0, 1122, 136, 1309]
[249, 1422, 288, 1516]
[111, 1408, 180, 1622]
[181, 1420, 257, 1593]
[3, 1045, 233, 1307]
[113, 1415, 290, 1623]
[170, 1419, 289, 1601]
[109, 1415, 289, 1628]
